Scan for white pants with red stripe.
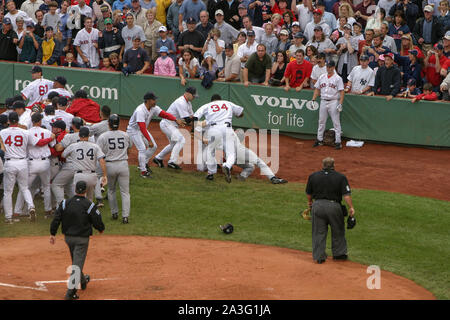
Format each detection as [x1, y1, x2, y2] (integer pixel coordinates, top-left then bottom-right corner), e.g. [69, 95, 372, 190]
[3, 159, 34, 219]
[206, 124, 236, 174]
[155, 120, 185, 165]
[128, 130, 157, 172]
[317, 99, 342, 143]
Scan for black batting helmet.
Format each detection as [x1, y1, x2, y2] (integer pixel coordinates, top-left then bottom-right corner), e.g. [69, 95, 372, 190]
[109, 114, 120, 130]
[71, 117, 84, 129]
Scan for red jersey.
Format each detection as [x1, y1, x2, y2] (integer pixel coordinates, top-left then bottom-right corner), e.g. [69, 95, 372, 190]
[415, 92, 438, 101]
[284, 59, 312, 88]
[426, 54, 448, 86]
[66, 98, 102, 123]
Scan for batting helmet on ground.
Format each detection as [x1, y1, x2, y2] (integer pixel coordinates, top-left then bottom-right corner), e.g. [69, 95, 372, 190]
[220, 223, 234, 234]
[109, 114, 120, 130]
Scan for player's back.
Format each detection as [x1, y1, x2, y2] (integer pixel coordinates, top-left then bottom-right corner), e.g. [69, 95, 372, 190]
[0, 127, 33, 159]
[97, 130, 130, 161]
[203, 100, 243, 124]
[64, 141, 101, 172]
[28, 126, 53, 159]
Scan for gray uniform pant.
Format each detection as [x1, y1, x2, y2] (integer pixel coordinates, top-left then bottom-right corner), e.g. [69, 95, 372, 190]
[317, 99, 342, 143]
[51, 167, 74, 205]
[64, 235, 89, 289]
[311, 199, 347, 261]
[106, 161, 130, 218]
[73, 172, 97, 202]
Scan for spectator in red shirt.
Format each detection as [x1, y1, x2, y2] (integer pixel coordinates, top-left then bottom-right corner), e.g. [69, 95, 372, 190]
[411, 83, 439, 102]
[271, 0, 296, 26]
[283, 48, 312, 91]
[66, 89, 102, 123]
[424, 43, 448, 89]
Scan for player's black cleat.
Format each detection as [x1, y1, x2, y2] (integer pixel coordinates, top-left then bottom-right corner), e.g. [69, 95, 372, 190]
[168, 162, 182, 170]
[122, 217, 129, 224]
[206, 174, 214, 181]
[222, 166, 231, 183]
[313, 140, 323, 147]
[145, 164, 153, 174]
[335, 143, 342, 150]
[81, 275, 90, 290]
[140, 171, 152, 178]
[112, 213, 118, 220]
[271, 176, 288, 184]
[152, 158, 164, 168]
[65, 289, 79, 300]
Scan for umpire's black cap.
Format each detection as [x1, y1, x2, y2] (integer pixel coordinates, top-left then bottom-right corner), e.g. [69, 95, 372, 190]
[75, 181, 87, 194]
[79, 126, 90, 138]
[31, 112, 43, 123]
[8, 111, 19, 123]
[143, 91, 158, 101]
[51, 119, 66, 130]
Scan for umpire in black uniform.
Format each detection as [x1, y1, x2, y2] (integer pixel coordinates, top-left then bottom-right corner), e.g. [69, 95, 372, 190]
[305, 157, 355, 264]
[50, 181, 105, 300]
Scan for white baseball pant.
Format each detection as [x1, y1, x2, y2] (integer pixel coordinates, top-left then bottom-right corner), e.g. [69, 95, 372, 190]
[14, 159, 52, 214]
[155, 120, 185, 164]
[3, 159, 34, 219]
[128, 131, 157, 172]
[317, 99, 342, 143]
[206, 124, 236, 174]
[236, 145, 275, 179]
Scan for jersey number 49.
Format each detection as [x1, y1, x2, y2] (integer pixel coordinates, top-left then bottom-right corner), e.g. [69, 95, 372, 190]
[4, 135, 23, 147]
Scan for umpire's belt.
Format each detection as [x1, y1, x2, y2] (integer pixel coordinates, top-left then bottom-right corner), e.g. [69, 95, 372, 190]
[210, 122, 231, 127]
[6, 157, 25, 161]
[76, 170, 96, 173]
[316, 198, 340, 203]
[29, 157, 49, 161]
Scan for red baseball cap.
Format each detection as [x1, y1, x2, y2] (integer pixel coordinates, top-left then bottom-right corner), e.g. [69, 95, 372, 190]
[313, 9, 323, 15]
[383, 52, 394, 60]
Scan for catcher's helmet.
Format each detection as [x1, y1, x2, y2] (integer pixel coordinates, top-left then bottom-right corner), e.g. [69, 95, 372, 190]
[72, 117, 84, 129]
[109, 114, 120, 130]
[220, 223, 234, 234]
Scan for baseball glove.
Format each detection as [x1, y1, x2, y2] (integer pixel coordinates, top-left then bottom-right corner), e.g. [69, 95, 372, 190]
[301, 208, 311, 220]
[220, 223, 234, 234]
[347, 216, 356, 229]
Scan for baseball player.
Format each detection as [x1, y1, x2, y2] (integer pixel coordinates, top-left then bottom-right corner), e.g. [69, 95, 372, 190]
[48, 120, 68, 209]
[21, 66, 54, 106]
[53, 97, 74, 130]
[1, 112, 55, 223]
[153, 87, 197, 170]
[52, 117, 95, 204]
[61, 126, 107, 202]
[43, 76, 72, 100]
[97, 114, 132, 224]
[42, 104, 56, 131]
[312, 60, 345, 150]
[193, 94, 244, 182]
[14, 113, 56, 218]
[12, 101, 32, 130]
[232, 131, 288, 184]
[127, 92, 184, 178]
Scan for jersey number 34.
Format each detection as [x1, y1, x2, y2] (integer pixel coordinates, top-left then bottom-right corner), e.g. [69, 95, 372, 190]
[211, 104, 228, 113]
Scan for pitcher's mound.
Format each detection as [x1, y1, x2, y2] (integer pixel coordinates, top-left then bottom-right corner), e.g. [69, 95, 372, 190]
[0, 236, 434, 300]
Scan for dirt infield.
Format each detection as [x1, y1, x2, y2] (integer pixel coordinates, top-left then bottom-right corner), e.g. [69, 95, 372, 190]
[122, 119, 450, 201]
[0, 236, 435, 300]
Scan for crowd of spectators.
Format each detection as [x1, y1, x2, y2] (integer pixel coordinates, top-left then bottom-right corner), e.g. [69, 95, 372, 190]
[1, 0, 450, 101]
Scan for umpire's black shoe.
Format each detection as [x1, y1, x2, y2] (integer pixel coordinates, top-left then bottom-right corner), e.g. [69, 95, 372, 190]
[168, 162, 182, 170]
[206, 174, 214, 181]
[335, 143, 342, 150]
[81, 275, 90, 290]
[122, 217, 129, 224]
[222, 166, 231, 183]
[333, 254, 348, 261]
[65, 289, 79, 300]
[317, 259, 326, 264]
[152, 158, 164, 168]
[145, 164, 153, 174]
[313, 140, 323, 147]
[112, 213, 118, 220]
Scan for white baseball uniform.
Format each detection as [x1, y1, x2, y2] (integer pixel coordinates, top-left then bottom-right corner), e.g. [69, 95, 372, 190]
[42, 113, 56, 131]
[315, 71, 344, 144]
[127, 104, 161, 172]
[347, 65, 375, 93]
[14, 126, 55, 214]
[73, 27, 100, 67]
[18, 109, 32, 129]
[21, 77, 54, 106]
[0, 127, 40, 219]
[53, 109, 74, 130]
[43, 88, 73, 100]
[193, 100, 243, 174]
[155, 95, 193, 165]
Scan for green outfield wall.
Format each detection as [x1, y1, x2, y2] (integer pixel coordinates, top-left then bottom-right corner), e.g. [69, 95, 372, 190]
[1, 61, 449, 147]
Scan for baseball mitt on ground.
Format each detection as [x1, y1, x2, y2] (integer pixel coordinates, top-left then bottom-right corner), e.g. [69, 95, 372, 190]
[301, 208, 311, 220]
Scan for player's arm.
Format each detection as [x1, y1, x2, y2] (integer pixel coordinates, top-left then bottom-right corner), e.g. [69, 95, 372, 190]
[311, 87, 320, 101]
[35, 133, 56, 146]
[0, 136, 5, 152]
[50, 200, 64, 243]
[339, 90, 345, 105]
[158, 110, 185, 126]
[98, 156, 108, 187]
[137, 122, 154, 147]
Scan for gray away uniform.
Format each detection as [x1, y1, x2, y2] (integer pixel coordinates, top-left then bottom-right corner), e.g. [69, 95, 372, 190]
[88, 120, 110, 200]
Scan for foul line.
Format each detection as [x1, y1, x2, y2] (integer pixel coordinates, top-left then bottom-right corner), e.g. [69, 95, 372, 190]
[0, 278, 117, 292]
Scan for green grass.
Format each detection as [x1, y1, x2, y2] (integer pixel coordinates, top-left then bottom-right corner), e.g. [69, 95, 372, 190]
[1, 166, 449, 299]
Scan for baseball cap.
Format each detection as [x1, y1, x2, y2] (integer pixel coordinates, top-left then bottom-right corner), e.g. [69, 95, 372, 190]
[132, 35, 141, 41]
[408, 49, 418, 57]
[47, 91, 60, 100]
[44, 104, 55, 114]
[143, 91, 157, 100]
[353, 22, 362, 29]
[0, 114, 8, 125]
[51, 119, 66, 130]
[58, 96, 68, 106]
[31, 65, 42, 73]
[360, 54, 369, 61]
[225, 43, 234, 50]
[238, 4, 246, 9]
[159, 46, 169, 53]
[215, 9, 224, 16]
[8, 112, 19, 124]
[313, 8, 323, 15]
[158, 25, 167, 32]
[2, 17, 12, 25]
[54, 76, 67, 86]
[45, 26, 54, 32]
[26, 21, 35, 28]
[79, 126, 90, 138]
[407, 78, 416, 86]
[247, 30, 256, 37]
[326, 60, 336, 67]
[314, 25, 323, 31]
[75, 181, 87, 194]
[424, 5, 434, 12]
[104, 18, 113, 24]
[279, 29, 289, 36]
[383, 52, 394, 59]
[186, 17, 196, 24]
[317, 52, 326, 60]
[378, 54, 385, 61]
[12, 101, 26, 109]
[294, 32, 304, 39]
[343, 23, 352, 30]
[316, 0, 325, 6]
[292, 21, 300, 27]
[185, 86, 198, 97]
[445, 30, 450, 40]
[100, 4, 109, 12]
[401, 34, 411, 40]
[434, 43, 444, 50]
[31, 112, 43, 123]
[16, 16, 24, 22]
[203, 51, 213, 59]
